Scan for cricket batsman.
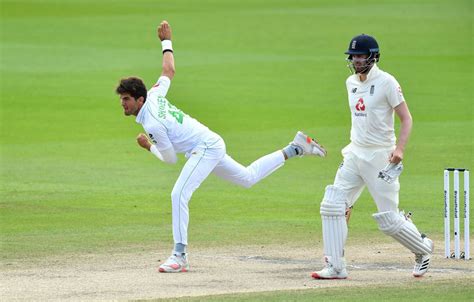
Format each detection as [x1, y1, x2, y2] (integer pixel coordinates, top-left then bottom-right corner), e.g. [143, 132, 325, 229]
[116, 21, 327, 273]
[311, 34, 434, 279]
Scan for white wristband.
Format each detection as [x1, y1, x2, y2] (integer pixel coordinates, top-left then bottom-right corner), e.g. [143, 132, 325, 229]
[161, 40, 173, 52]
[150, 145, 178, 164]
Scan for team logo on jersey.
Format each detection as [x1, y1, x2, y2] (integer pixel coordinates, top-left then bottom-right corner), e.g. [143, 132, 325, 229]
[370, 85, 375, 95]
[351, 88, 357, 93]
[355, 98, 365, 111]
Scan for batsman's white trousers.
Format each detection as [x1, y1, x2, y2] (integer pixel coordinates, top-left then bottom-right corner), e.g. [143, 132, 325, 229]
[333, 143, 399, 212]
[171, 137, 285, 245]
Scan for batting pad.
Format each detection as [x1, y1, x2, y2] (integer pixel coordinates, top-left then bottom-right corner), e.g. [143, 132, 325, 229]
[320, 186, 348, 270]
[320, 185, 347, 216]
[373, 211, 432, 255]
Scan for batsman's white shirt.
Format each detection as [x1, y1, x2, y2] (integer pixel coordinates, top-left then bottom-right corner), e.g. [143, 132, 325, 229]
[335, 65, 406, 212]
[136, 76, 221, 153]
[346, 64, 405, 148]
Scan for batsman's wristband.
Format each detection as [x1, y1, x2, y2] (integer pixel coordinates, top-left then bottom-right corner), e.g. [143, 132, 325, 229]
[161, 40, 173, 54]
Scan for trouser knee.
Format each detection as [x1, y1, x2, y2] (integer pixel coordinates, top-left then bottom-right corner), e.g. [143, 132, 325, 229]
[171, 186, 190, 205]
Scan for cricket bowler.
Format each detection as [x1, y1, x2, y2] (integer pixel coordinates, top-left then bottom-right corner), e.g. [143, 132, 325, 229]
[116, 21, 327, 273]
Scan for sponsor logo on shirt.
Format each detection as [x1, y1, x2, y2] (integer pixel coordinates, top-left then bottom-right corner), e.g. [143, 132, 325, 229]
[351, 88, 357, 93]
[355, 98, 365, 111]
[354, 98, 367, 117]
[148, 133, 158, 144]
[370, 85, 375, 95]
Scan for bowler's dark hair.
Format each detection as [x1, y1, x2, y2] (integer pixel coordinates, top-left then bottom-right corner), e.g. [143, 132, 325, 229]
[115, 77, 147, 101]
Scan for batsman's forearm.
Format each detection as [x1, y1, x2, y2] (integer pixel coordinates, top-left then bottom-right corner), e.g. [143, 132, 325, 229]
[396, 118, 413, 151]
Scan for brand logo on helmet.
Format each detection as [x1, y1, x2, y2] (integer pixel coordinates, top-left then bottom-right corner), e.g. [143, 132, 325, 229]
[355, 98, 365, 111]
[351, 40, 357, 49]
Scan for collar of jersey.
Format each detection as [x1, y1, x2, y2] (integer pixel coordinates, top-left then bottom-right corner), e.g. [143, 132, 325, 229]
[135, 101, 147, 124]
[364, 63, 380, 82]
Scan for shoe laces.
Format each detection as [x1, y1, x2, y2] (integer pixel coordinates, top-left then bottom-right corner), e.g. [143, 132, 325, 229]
[165, 254, 184, 265]
[323, 257, 333, 268]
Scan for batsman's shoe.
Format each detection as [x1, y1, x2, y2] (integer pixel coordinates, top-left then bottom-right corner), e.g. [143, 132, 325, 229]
[158, 253, 189, 273]
[292, 131, 327, 157]
[413, 237, 434, 277]
[311, 257, 348, 279]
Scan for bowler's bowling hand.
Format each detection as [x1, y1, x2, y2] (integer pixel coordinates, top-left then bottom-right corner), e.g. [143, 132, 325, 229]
[158, 20, 172, 41]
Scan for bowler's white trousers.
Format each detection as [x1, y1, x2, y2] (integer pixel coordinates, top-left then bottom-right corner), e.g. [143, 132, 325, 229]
[171, 137, 285, 245]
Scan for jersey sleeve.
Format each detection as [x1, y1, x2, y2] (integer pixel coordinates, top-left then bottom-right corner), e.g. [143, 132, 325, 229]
[149, 76, 171, 97]
[345, 78, 351, 95]
[386, 76, 406, 108]
[145, 123, 173, 152]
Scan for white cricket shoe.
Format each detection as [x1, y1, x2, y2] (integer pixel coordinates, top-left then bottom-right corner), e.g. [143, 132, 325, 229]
[292, 131, 327, 157]
[311, 256, 348, 279]
[413, 237, 434, 277]
[158, 253, 189, 273]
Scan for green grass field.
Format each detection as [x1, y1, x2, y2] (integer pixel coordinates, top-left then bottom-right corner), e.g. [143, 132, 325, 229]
[1, 0, 472, 300]
[156, 279, 473, 302]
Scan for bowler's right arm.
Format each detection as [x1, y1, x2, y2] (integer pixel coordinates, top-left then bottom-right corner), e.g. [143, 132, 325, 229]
[151, 21, 175, 98]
